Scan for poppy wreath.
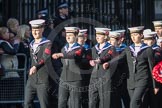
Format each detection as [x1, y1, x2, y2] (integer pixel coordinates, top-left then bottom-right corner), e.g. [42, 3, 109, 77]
[152, 61, 162, 84]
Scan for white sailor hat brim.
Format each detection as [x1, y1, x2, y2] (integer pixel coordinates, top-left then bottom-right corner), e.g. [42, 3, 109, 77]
[109, 32, 121, 38]
[78, 29, 88, 37]
[128, 26, 144, 33]
[143, 29, 157, 39]
[152, 21, 162, 27]
[29, 19, 45, 28]
[95, 27, 111, 35]
[64, 27, 80, 33]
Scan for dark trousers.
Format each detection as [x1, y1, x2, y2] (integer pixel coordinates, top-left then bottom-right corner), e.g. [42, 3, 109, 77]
[120, 80, 130, 108]
[58, 81, 83, 108]
[128, 86, 147, 108]
[89, 78, 121, 108]
[151, 85, 162, 108]
[24, 80, 50, 108]
[81, 80, 90, 108]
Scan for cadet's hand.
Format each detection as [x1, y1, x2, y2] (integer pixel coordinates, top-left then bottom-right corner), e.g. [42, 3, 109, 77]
[52, 53, 64, 59]
[103, 63, 109, 70]
[52, 53, 59, 59]
[29, 66, 37, 75]
[89, 60, 96, 66]
[57, 53, 64, 58]
[154, 88, 159, 95]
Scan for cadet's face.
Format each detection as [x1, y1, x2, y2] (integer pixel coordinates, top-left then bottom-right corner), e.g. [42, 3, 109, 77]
[130, 33, 142, 43]
[32, 28, 44, 39]
[155, 27, 162, 37]
[66, 33, 75, 44]
[77, 37, 85, 45]
[144, 39, 154, 46]
[109, 37, 118, 46]
[96, 34, 105, 44]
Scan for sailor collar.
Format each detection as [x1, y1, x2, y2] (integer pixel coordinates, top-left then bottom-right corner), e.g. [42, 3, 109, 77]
[64, 42, 81, 53]
[83, 43, 90, 50]
[95, 42, 112, 54]
[30, 37, 50, 48]
[129, 43, 149, 56]
[152, 44, 160, 50]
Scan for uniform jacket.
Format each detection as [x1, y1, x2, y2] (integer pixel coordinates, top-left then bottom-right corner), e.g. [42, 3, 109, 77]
[110, 43, 155, 89]
[61, 43, 87, 81]
[91, 42, 116, 79]
[29, 37, 51, 84]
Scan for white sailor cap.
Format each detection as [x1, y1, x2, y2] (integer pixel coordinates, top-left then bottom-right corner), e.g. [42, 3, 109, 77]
[78, 29, 88, 37]
[128, 26, 144, 33]
[64, 27, 80, 33]
[109, 32, 121, 39]
[95, 27, 111, 35]
[152, 21, 162, 27]
[143, 29, 157, 39]
[29, 19, 45, 28]
[113, 30, 126, 37]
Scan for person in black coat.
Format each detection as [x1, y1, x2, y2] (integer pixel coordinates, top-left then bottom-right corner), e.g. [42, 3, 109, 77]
[103, 26, 156, 108]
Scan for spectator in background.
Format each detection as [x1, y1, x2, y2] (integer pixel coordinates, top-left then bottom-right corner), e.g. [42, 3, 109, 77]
[17, 24, 31, 69]
[54, 2, 69, 28]
[7, 18, 20, 42]
[0, 27, 20, 78]
[37, 8, 48, 20]
[43, 17, 55, 38]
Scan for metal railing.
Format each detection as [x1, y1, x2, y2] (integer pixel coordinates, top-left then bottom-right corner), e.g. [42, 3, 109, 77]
[0, 53, 27, 104]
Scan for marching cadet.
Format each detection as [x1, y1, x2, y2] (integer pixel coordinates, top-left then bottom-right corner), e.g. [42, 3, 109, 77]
[24, 19, 52, 108]
[152, 21, 162, 38]
[151, 22, 162, 108]
[103, 26, 156, 108]
[52, 27, 86, 108]
[115, 30, 127, 50]
[77, 29, 92, 108]
[89, 28, 120, 108]
[143, 29, 159, 50]
[109, 31, 123, 53]
[77, 29, 92, 70]
[141, 29, 159, 108]
[109, 31, 130, 108]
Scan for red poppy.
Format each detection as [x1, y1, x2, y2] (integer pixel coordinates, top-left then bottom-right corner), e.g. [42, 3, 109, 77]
[75, 49, 82, 56]
[108, 50, 113, 55]
[45, 48, 51, 55]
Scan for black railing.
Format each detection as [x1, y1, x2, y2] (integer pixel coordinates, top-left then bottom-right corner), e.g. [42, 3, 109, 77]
[0, 0, 155, 44]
